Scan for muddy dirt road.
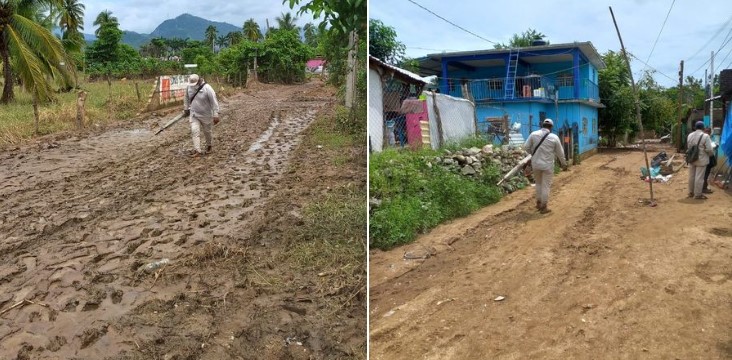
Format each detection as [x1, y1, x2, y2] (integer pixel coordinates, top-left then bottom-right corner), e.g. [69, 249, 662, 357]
[370, 149, 732, 359]
[0, 80, 364, 359]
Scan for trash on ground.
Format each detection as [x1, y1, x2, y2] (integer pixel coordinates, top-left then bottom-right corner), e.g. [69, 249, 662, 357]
[436, 298, 455, 306]
[143, 258, 170, 273]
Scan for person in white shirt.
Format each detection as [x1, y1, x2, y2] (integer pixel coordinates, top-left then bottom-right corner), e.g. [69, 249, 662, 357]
[183, 74, 220, 157]
[686, 121, 715, 199]
[523, 119, 568, 214]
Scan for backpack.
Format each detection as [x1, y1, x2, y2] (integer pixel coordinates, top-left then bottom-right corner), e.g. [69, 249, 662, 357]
[685, 133, 704, 164]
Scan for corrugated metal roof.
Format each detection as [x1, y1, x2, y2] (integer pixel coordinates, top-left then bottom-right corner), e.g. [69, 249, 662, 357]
[369, 55, 428, 84]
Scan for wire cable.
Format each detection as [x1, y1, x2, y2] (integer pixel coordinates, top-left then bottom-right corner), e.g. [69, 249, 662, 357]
[628, 53, 676, 82]
[718, 45, 732, 69]
[405, 0, 497, 45]
[407, 46, 461, 52]
[643, 0, 676, 69]
[686, 15, 732, 61]
[689, 30, 732, 76]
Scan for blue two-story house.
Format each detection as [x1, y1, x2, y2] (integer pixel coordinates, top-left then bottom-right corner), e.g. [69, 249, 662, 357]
[418, 41, 605, 160]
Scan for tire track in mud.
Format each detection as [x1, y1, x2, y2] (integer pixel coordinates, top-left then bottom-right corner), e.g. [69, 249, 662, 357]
[0, 85, 328, 359]
[370, 155, 637, 359]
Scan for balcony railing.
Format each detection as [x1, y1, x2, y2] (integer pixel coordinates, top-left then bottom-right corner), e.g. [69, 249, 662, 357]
[581, 79, 599, 102]
[448, 76, 599, 103]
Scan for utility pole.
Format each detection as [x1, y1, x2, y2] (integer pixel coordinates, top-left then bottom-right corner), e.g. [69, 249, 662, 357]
[609, 6, 655, 206]
[677, 60, 684, 151]
[710, 51, 715, 128]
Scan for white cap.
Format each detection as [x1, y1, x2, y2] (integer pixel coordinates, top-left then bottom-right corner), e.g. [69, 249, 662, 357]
[188, 74, 200, 84]
[543, 118, 554, 126]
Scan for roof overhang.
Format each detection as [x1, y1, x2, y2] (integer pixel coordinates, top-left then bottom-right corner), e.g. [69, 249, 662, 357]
[417, 42, 606, 76]
[369, 55, 428, 85]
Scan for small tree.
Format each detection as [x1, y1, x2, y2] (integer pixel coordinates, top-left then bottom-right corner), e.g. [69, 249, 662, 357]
[369, 19, 405, 65]
[494, 28, 549, 49]
[598, 50, 635, 146]
[257, 30, 312, 84]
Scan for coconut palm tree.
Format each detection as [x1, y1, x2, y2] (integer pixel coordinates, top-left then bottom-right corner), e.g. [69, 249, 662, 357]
[58, 0, 85, 40]
[57, 0, 85, 87]
[93, 10, 118, 36]
[275, 12, 299, 32]
[205, 25, 217, 52]
[0, 0, 73, 104]
[303, 22, 318, 47]
[226, 31, 242, 46]
[216, 35, 227, 52]
[242, 18, 262, 42]
[150, 37, 167, 58]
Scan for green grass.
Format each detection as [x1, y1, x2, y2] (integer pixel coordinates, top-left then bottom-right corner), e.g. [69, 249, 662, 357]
[0, 77, 233, 146]
[369, 147, 503, 250]
[0, 79, 148, 145]
[288, 187, 366, 270]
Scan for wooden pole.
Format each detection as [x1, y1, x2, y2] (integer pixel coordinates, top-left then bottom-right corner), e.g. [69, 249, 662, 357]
[431, 91, 445, 147]
[32, 89, 40, 135]
[135, 82, 141, 102]
[609, 6, 656, 206]
[677, 60, 684, 152]
[345, 30, 357, 109]
[76, 90, 87, 129]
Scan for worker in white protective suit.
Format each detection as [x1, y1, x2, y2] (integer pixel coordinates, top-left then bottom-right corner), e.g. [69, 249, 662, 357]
[686, 121, 715, 199]
[183, 74, 220, 157]
[523, 119, 568, 214]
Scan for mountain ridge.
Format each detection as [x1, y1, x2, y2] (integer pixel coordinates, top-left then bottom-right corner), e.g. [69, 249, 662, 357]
[83, 13, 241, 48]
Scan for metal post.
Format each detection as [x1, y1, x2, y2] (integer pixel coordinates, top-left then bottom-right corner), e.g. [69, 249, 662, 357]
[710, 51, 715, 128]
[609, 6, 656, 206]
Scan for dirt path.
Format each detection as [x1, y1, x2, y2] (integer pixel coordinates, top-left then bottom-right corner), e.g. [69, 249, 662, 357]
[370, 149, 732, 359]
[0, 80, 363, 359]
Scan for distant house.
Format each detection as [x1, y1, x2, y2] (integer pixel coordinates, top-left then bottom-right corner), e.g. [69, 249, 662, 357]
[369, 55, 428, 152]
[418, 41, 606, 160]
[369, 55, 478, 152]
[306, 58, 326, 74]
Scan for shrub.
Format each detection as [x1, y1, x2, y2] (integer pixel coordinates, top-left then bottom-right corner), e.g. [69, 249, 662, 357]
[369, 147, 503, 249]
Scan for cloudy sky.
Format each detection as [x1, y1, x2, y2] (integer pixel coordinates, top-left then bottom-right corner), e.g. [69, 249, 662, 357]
[370, 0, 732, 87]
[81, 0, 317, 36]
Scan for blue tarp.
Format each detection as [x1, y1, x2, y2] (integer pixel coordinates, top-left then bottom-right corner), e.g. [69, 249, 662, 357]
[722, 102, 732, 165]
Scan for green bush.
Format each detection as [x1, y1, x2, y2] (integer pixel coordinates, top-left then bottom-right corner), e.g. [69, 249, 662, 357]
[369, 148, 503, 249]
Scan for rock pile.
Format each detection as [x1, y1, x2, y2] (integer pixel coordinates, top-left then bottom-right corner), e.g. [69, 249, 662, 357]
[432, 144, 531, 193]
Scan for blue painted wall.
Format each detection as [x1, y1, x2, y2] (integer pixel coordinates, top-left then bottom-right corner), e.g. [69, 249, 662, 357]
[476, 101, 599, 155]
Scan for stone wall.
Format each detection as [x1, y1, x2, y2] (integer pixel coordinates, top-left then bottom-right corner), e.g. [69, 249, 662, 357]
[433, 144, 531, 193]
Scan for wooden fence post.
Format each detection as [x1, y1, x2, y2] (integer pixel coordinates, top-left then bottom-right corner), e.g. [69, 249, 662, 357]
[432, 91, 445, 147]
[76, 90, 87, 129]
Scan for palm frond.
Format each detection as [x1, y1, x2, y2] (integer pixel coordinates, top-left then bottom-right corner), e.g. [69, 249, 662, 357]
[11, 13, 67, 66]
[6, 25, 54, 101]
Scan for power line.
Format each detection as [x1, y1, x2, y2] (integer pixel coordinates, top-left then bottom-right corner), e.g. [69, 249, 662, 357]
[686, 15, 732, 61]
[405, 0, 497, 45]
[719, 44, 732, 69]
[688, 27, 732, 76]
[628, 53, 676, 82]
[643, 0, 676, 69]
[406, 46, 461, 52]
